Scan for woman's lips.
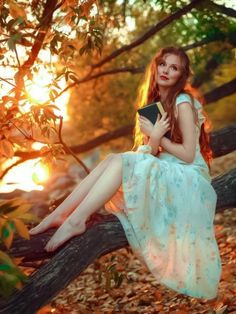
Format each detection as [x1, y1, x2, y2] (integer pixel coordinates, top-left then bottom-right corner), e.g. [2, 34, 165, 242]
[160, 76, 169, 80]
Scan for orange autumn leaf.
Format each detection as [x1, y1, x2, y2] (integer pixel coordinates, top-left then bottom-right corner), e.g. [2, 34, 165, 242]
[13, 218, 30, 240]
[36, 305, 55, 314]
[80, 0, 96, 18]
[0, 139, 14, 158]
[64, 0, 77, 6]
[8, 1, 27, 20]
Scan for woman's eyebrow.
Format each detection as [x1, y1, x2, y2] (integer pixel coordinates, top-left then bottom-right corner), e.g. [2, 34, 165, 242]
[160, 60, 180, 67]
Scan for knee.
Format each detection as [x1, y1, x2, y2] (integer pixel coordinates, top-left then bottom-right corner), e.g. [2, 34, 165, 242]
[106, 153, 122, 160]
[106, 153, 122, 166]
[106, 153, 116, 160]
[111, 153, 122, 168]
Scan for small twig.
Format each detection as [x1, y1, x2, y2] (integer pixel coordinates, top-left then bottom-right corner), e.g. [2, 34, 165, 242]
[0, 77, 16, 87]
[14, 46, 21, 68]
[56, 66, 144, 98]
[9, 120, 31, 139]
[0, 157, 28, 180]
[57, 116, 90, 174]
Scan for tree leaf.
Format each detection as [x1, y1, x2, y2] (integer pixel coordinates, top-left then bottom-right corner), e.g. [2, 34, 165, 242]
[0, 139, 14, 158]
[13, 218, 29, 240]
[2, 223, 14, 249]
[9, 2, 27, 20]
[18, 212, 41, 223]
[7, 203, 32, 219]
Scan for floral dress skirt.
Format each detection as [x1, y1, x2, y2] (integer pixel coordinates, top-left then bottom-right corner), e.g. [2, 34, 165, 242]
[104, 145, 222, 299]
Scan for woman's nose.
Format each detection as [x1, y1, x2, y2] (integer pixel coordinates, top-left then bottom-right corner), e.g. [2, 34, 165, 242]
[163, 68, 169, 74]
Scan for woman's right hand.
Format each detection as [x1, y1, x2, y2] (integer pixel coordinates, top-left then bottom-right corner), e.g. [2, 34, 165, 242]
[151, 112, 170, 139]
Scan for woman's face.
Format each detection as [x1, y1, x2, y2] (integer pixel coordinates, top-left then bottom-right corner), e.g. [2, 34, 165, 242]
[156, 53, 182, 88]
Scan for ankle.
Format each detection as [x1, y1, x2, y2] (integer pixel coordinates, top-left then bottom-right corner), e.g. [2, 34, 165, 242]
[68, 215, 87, 227]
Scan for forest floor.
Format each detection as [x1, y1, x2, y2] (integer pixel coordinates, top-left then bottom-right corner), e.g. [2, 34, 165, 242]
[37, 151, 236, 314]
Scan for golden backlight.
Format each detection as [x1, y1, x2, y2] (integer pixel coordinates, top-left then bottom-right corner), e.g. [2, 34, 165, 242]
[0, 158, 49, 193]
[25, 66, 70, 121]
[32, 162, 50, 185]
[0, 64, 70, 193]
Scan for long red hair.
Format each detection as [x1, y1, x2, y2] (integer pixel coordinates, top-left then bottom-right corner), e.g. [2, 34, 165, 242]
[132, 46, 213, 169]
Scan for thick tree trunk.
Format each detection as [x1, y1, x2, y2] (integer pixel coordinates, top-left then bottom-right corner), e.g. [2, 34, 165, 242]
[212, 168, 236, 211]
[0, 166, 235, 313]
[210, 124, 236, 157]
[0, 215, 128, 314]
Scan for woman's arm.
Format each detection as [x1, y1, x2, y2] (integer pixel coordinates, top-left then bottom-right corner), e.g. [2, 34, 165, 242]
[160, 102, 197, 163]
[147, 133, 161, 155]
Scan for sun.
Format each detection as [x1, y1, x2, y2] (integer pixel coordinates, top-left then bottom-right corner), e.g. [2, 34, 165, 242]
[0, 157, 50, 193]
[32, 161, 50, 185]
[26, 83, 49, 104]
[25, 67, 70, 121]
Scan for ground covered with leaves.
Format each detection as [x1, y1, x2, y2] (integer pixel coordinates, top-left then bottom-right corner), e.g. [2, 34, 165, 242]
[37, 151, 236, 314]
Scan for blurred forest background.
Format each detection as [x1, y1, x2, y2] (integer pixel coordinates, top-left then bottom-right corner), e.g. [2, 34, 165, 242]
[0, 0, 235, 189]
[0, 0, 235, 310]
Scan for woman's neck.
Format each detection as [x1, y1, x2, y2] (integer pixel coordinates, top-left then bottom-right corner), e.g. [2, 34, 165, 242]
[159, 87, 169, 103]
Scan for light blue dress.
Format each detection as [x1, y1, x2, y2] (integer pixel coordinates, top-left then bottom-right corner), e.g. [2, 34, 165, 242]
[105, 93, 222, 299]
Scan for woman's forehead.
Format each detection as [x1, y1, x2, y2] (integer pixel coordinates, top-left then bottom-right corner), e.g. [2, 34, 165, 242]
[162, 54, 181, 65]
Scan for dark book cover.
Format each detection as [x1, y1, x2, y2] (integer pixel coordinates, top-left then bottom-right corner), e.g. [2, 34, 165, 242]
[137, 102, 171, 139]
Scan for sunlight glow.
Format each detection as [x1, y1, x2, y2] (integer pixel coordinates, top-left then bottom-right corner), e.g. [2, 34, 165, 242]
[31, 142, 47, 150]
[32, 162, 50, 185]
[25, 66, 70, 121]
[0, 158, 50, 193]
[26, 84, 49, 104]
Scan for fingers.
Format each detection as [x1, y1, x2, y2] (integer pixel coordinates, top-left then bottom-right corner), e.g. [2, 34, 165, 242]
[155, 112, 169, 123]
[160, 112, 168, 120]
[138, 116, 150, 123]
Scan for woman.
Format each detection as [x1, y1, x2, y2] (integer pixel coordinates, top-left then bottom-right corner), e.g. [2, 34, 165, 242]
[30, 46, 222, 299]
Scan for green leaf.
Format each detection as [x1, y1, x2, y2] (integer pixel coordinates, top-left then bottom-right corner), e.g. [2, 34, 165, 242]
[0, 264, 12, 272]
[12, 17, 25, 27]
[7, 33, 22, 50]
[1, 225, 10, 241]
[7, 38, 15, 51]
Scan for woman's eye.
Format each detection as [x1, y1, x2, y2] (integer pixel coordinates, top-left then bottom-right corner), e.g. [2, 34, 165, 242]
[159, 63, 177, 70]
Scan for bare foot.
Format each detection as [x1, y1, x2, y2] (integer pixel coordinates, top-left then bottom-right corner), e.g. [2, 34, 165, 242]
[29, 213, 66, 235]
[44, 218, 87, 252]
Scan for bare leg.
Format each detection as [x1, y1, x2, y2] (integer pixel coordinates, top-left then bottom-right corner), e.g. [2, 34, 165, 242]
[29, 154, 116, 235]
[45, 153, 122, 252]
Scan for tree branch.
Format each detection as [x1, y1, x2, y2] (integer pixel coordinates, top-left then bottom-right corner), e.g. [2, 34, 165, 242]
[55, 43, 235, 99]
[57, 116, 90, 174]
[57, 66, 145, 98]
[206, 0, 236, 18]
[203, 78, 236, 104]
[192, 50, 236, 88]
[90, 0, 205, 69]
[0, 158, 29, 181]
[14, 0, 60, 101]
[0, 164, 235, 312]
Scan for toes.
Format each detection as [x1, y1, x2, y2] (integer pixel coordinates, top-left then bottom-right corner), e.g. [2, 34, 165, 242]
[45, 242, 53, 252]
[29, 228, 39, 235]
[29, 227, 43, 235]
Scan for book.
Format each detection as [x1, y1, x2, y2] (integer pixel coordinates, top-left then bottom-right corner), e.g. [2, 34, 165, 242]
[137, 101, 171, 139]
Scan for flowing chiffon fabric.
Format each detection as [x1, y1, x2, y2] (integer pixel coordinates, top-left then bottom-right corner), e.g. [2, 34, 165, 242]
[104, 93, 222, 299]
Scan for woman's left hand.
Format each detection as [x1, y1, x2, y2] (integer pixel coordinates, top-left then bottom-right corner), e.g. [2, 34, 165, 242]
[138, 116, 154, 136]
